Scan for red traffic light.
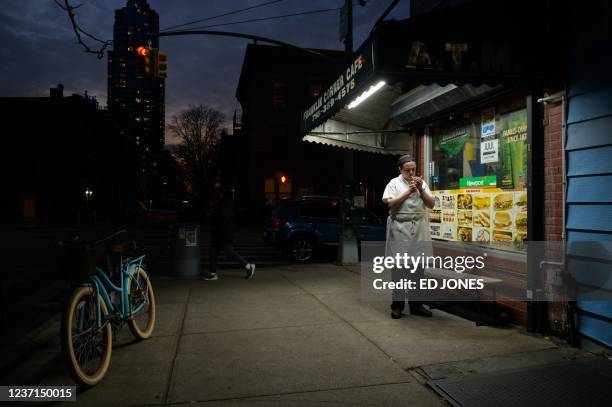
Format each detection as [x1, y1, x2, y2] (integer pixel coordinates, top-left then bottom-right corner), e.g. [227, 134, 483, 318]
[136, 46, 148, 57]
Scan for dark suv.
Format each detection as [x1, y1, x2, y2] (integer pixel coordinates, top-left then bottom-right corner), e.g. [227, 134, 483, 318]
[263, 196, 386, 262]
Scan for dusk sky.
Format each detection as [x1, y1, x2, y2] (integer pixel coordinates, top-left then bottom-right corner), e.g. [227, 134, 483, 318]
[0, 0, 409, 144]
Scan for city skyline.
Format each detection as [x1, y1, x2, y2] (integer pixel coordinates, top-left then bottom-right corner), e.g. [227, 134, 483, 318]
[0, 0, 409, 144]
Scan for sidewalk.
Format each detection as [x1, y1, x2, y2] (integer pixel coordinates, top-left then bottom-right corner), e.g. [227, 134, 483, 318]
[0, 263, 600, 406]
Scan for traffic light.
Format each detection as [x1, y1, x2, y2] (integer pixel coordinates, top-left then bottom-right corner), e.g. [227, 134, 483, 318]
[156, 51, 167, 78]
[135, 45, 153, 77]
[144, 48, 154, 77]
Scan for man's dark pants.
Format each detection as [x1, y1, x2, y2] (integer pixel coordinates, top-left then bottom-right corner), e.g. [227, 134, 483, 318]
[391, 266, 425, 312]
[209, 240, 248, 274]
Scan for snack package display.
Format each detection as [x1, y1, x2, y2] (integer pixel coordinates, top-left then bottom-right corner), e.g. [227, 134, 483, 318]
[430, 224, 441, 238]
[473, 227, 491, 242]
[493, 211, 513, 230]
[457, 210, 473, 226]
[473, 194, 491, 210]
[457, 194, 473, 209]
[441, 194, 456, 209]
[457, 226, 472, 242]
[442, 224, 457, 240]
[474, 210, 491, 228]
[493, 193, 513, 211]
[493, 229, 513, 244]
[442, 210, 456, 224]
[429, 188, 527, 251]
[429, 209, 442, 223]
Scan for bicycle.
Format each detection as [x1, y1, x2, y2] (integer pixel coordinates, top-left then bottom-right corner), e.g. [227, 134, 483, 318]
[60, 230, 156, 387]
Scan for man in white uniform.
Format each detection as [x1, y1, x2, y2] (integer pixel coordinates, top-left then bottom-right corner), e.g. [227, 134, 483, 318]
[382, 155, 435, 319]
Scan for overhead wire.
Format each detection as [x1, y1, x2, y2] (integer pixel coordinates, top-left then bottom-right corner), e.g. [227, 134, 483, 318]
[160, 0, 288, 32]
[171, 7, 345, 32]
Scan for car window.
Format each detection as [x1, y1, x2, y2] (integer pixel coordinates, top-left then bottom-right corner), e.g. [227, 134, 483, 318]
[299, 201, 339, 219]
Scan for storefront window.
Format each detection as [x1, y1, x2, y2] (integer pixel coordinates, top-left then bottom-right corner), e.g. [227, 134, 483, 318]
[428, 107, 528, 251]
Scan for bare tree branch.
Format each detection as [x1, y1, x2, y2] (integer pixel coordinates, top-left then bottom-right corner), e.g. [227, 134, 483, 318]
[56, 0, 113, 59]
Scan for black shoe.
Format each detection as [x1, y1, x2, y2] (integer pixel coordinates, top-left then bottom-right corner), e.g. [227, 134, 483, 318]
[391, 309, 403, 319]
[409, 306, 432, 317]
[201, 272, 219, 281]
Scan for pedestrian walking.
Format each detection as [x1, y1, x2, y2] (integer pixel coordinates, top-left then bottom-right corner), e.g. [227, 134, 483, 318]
[382, 155, 436, 319]
[201, 187, 256, 280]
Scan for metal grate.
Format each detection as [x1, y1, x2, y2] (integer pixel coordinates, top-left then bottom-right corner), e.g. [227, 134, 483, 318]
[428, 358, 612, 407]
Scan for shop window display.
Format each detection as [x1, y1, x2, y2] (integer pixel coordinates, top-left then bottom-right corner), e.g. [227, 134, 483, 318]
[428, 108, 528, 251]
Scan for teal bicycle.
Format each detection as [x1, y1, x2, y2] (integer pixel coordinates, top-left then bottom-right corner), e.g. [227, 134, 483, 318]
[60, 230, 156, 387]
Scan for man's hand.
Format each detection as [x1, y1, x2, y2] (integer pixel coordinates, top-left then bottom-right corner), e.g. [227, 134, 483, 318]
[412, 176, 424, 190]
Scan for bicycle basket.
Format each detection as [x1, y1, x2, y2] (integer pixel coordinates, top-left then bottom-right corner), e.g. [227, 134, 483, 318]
[64, 242, 97, 279]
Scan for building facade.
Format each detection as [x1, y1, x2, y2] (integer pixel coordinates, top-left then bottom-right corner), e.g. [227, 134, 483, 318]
[298, 0, 607, 341]
[235, 44, 399, 224]
[0, 85, 126, 225]
[107, 0, 165, 200]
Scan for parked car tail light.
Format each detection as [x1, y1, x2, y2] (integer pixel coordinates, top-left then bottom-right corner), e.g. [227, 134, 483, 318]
[272, 217, 287, 231]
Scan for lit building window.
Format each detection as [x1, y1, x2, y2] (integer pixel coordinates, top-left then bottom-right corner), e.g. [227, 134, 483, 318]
[309, 83, 322, 98]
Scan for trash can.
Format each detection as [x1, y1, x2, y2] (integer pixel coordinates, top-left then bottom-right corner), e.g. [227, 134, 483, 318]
[169, 223, 200, 277]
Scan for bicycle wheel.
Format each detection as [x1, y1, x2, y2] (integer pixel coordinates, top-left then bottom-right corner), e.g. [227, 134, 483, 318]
[127, 266, 156, 339]
[61, 286, 112, 387]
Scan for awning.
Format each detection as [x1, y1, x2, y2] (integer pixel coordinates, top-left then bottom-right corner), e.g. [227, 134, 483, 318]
[301, 0, 562, 149]
[303, 119, 410, 155]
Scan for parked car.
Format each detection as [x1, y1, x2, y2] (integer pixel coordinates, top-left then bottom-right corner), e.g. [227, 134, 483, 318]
[264, 196, 386, 262]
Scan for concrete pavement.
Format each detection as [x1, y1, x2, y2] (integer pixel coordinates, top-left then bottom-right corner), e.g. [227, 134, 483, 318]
[1, 263, 581, 406]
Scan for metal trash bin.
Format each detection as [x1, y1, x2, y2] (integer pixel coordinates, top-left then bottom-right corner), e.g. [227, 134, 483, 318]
[169, 223, 200, 277]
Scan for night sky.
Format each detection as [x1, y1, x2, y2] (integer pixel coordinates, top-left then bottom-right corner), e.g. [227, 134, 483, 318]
[0, 0, 408, 144]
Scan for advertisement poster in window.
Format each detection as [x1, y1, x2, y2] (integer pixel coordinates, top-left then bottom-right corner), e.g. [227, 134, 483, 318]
[498, 109, 528, 189]
[438, 127, 473, 190]
[480, 108, 498, 164]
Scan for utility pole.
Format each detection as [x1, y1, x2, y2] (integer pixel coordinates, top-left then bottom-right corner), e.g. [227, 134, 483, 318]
[342, 0, 355, 185]
[338, 0, 359, 265]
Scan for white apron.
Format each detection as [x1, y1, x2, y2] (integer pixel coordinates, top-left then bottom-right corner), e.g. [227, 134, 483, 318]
[382, 175, 432, 257]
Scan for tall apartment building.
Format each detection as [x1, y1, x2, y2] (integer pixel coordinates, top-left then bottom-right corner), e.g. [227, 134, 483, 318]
[107, 0, 165, 196]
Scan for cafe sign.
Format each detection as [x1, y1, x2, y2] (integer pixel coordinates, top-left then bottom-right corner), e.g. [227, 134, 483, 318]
[302, 42, 375, 133]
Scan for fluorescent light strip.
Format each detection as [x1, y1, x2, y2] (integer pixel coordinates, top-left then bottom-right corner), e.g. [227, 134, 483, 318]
[347, 81, 386, 109]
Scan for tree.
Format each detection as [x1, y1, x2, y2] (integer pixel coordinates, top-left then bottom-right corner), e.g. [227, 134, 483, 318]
[169, 104, 224, 209]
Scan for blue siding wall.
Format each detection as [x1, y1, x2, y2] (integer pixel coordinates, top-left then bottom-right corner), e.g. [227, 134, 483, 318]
[566, 82, 612, 348]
